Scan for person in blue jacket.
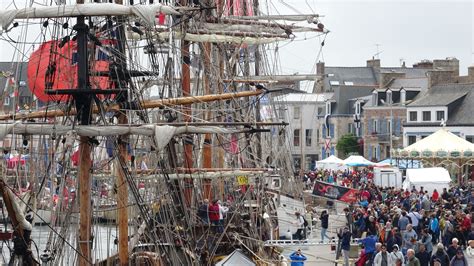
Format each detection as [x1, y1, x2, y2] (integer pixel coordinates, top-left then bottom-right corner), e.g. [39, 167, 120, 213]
[289, 249, 307, 266]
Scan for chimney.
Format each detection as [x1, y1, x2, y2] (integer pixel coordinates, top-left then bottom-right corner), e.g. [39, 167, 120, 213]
[468, 66, 474, 82]
[367, 58, 381, 69]
[413, 60, 433, 69]
[427, 70, 456, 88]
[433, 57, 459, 76]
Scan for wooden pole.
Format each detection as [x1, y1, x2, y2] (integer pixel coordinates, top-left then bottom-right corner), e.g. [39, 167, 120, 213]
[116, 115, 129, 265]
[78, 136, 92, 266]
[181, 0, 193, 206]
[0, 89, 265, 121]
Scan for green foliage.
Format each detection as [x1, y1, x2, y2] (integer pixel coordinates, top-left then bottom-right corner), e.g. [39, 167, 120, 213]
[336, 134, 360, 158]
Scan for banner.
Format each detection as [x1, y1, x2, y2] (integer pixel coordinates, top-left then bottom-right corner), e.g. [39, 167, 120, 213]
[312, 180, 359, 203]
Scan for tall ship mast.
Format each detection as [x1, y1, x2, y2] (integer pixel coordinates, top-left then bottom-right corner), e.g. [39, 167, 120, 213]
[0, 0, 327, 265]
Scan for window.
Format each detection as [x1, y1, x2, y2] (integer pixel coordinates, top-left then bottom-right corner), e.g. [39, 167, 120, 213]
[436, 111, 445, 121]
[344, 81, 354, 85]
[408, 136, 417, 145]
[293, 157, 301, 169]
[422, 111, 431, 121]
[293, 106, 300, 119]
[355, 102, 361, 115]
[373, 119, 378, 133]
[329, 80, 340, 86]
[293, 129, 300, 146]
[3, 96, 10, 106]
[325, 101, 332, 115]
[305, 129, 312, 146]
[409, 111, 417, 122]
[421, 135, 427, 139]
[348, 123, 354, 134]
[466, 136, 474, 143]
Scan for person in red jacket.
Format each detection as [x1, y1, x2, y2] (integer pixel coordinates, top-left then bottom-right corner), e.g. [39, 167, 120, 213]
[208, 199, 221, 232]
[432, 189, 439, 202]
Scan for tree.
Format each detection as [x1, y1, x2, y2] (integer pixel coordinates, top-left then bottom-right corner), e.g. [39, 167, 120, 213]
[336, 134, 360, 158]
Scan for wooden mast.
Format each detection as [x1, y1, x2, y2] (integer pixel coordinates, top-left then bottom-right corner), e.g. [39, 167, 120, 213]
[181, 0, 193, 207]
[201, 0, 213, 201]
[75, 1, 93, 265]
[114, 0, 129, 264]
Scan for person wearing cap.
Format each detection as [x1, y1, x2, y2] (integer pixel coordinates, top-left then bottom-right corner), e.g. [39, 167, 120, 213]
[430, 243, 450, 266]
[289, 249, 307, 266]
[338, 227, 352, 266]
[449, 248, 468, 266]
[390, 244, 404, 266]
[373, 244, 393, 266]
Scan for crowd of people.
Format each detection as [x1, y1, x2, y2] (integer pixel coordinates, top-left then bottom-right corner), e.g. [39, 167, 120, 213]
[298, 168, 474, 266]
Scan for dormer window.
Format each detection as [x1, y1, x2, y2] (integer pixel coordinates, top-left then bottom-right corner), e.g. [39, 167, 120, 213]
[386, 89, 393, 105]
[326, 101, 332, 115]
[400, 88, 406, 104]
[372, 90, 378, 106]
[355, 101, 361, 115]
[329, 81, 340, 86]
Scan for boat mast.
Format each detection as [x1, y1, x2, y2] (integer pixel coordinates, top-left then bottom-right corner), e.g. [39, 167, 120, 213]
[74, 1, 93, 265]
[202, 0, 213, 201]
[181, 0, 194, 206]
[114, 0, 129, 264]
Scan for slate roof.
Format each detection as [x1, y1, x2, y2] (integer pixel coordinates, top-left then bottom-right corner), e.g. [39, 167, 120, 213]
[329, 85, 376, 115]
[324, 67, 377, 88]
[408, 83, 474, 125]
[380, 67, 430, 79]
[389, 77, 428, 90]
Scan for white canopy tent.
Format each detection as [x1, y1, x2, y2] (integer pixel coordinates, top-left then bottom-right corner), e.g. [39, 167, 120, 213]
[315, 155, 347, 171]
[343, 155, 375, 167]
[402, 128, 474, 155]
[403, 167, 451, 194]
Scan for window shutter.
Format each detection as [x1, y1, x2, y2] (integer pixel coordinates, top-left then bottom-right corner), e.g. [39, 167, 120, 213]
[330, 147, 335, 156]
[395, 118, 401, 135]
[329, 124, 335, 138]
[376, 145, 381, 160]
[368, 119, 373, 133]
[368, 145, 373, 159]
[321, 147, 325, 159]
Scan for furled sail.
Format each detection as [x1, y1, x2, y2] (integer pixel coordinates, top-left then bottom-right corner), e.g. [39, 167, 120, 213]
[0, 3, 179, 32]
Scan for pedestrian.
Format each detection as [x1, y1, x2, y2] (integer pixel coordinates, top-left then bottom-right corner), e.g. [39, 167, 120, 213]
[447, 238, 461, 260]
[449, 249, 468, 266]
[294, 212, 305, 240]
[466, 240, 474, 265]
[390, 244, 404, 266]
[320, 210, 330, 243]
[373, 244, 393, 266]
[289, 249, 307, 266]
[208, 199, 220, 232]
[197, 199, 209, 224]
[337, 227, 351, 266]
[430, 243, 450, 266]
[415, 243, 430, 266]
[407, 249, 421, 266]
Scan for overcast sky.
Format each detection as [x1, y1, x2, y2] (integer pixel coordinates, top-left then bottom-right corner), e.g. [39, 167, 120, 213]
[0, 0, 472, 77]
[268, 0, 473, 75]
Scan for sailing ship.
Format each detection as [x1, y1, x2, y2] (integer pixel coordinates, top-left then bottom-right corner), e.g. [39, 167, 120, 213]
[0, 0, 327, 265]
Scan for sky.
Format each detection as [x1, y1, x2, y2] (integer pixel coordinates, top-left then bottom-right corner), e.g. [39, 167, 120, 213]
[267, 0, 473, 75]
[0, 0, 472, 77]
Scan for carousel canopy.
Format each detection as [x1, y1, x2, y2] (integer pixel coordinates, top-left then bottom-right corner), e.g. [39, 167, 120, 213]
[400, 128, 474, 158]
[343, 155, 375, 167]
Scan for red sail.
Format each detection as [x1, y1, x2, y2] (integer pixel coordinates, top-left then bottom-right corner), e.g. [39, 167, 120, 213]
[27, 40, 111, 103]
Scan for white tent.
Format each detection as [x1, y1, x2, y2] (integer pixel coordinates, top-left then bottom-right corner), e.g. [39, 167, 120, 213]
[343, 155, 375, 167]
[402, 128, 474, 155]
[403, 167, 451, 194]
[315, 155, 347, 171]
